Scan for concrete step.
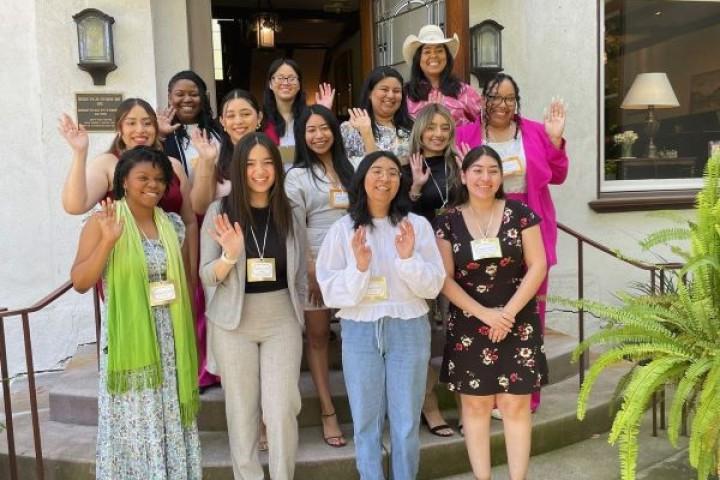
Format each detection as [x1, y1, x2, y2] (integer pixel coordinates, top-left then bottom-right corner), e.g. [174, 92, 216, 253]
[1, 364, 627, 480]
[440, 409, 691, 480]
[47, 329, 579, 431]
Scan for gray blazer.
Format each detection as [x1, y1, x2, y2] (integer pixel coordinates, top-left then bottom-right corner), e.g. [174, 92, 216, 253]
[200, 200, 306, 331]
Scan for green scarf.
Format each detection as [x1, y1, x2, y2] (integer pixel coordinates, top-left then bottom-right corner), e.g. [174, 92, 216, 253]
[105, 199, 199, 426]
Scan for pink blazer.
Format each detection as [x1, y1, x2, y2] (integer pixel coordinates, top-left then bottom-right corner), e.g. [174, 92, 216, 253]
[456, 117, 568, 267]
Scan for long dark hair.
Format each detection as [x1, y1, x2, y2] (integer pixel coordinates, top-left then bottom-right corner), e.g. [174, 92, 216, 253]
[113, 146, 173, 200]
[167, 70, 219, 141]
[451, 145, 505, 207]
[406, 44, 462, 101]
[293, 105, 354, 190]
[482, 73, 522, 141]
[262, 58, 307, 138]
[108, 98, 162, 154]
[357, 66, 414, 140]
[348, 151, 410, 229]
[217, 89, 261, 182]
[220, 133, 292, 237]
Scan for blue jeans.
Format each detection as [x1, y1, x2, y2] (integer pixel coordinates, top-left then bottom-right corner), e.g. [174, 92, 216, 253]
[341, 316, 431, 480]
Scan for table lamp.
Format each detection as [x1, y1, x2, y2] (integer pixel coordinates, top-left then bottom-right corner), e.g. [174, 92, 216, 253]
[621, 73, 679, 158]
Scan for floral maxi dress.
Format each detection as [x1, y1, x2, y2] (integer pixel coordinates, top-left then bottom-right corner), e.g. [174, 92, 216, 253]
[435, 200, 549, 395]
[96, 214, 202, 479]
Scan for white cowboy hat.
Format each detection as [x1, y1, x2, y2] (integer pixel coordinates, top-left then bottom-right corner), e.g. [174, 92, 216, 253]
[402, 24, 460, 65]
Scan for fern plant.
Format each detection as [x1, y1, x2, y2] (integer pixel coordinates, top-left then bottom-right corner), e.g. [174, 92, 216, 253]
[563, 154, 720, 480]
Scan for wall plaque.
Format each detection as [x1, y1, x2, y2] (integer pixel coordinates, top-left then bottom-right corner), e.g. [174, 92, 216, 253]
[75, 93, 123, 132]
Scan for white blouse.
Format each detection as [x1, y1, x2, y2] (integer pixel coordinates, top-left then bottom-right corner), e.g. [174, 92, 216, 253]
[316, 213, 446, 322]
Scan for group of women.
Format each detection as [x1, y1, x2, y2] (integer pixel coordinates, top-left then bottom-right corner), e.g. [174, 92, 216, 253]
[63, 22, 568, 480]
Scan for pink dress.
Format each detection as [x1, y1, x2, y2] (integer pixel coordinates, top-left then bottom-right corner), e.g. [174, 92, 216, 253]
[407, 82, 482, 126]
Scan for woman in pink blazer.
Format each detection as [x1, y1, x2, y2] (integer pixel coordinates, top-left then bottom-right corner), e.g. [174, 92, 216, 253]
[456, 73, 568, 413]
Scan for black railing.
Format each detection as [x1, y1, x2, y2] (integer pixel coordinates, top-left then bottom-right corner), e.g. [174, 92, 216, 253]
[557, 222, 683, 436]
[0, 282, 101, 480]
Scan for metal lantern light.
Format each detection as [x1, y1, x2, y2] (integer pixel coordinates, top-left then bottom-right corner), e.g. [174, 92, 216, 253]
[470, 20, 504, 86]
[253, 13, 279, 49]
[73, 8, 117, 85]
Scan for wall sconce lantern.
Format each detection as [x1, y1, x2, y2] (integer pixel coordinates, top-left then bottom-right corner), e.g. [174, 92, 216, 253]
[252, 13, 280, 49]
[73, 8, 117, 86]
[470, 20, 504, 87]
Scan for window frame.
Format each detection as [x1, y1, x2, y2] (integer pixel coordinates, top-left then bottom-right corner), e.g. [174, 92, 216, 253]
[592, 1, 700, 212]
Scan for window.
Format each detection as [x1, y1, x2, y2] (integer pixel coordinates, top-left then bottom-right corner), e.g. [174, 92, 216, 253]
[212, 19, 224, 81]
[602, 0, 720, 194]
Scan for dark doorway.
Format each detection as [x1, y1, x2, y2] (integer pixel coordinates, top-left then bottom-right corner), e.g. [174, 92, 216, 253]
[211, 0, 362, 119]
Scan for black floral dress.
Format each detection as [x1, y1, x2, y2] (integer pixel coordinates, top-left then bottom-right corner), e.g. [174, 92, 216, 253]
[434, 200, 548, 395]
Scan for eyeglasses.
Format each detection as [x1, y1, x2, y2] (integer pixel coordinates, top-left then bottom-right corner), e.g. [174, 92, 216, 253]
[368, 168, 401, 180]
[486, 95, 519, 106]
[272, 75, 299, 85]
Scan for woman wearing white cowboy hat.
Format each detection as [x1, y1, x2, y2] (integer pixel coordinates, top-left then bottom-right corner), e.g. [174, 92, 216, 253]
[404, 24, 482, 126]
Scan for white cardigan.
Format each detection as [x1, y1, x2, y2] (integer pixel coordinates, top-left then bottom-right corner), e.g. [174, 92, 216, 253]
[316, 213, 445, 322]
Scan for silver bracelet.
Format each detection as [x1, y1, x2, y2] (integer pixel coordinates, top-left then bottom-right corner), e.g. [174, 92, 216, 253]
[220, 251, 238, 265]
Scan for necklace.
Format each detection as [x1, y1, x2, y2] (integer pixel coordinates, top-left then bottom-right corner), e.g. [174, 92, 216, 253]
[138, 223, 165, 281]
[468, 200, 497, 239]
[487, 121, 517, 143]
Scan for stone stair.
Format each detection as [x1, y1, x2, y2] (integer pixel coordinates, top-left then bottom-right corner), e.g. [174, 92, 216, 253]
[0, 327, 625, 479]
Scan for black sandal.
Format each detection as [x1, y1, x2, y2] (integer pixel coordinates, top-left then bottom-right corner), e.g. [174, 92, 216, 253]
[421, 412, 455, 437]
[321, 412, 348, 448]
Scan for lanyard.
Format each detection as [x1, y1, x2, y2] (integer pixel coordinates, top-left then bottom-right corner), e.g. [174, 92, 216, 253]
[249, 210, 271, 259]
[424, 158, 448, 208]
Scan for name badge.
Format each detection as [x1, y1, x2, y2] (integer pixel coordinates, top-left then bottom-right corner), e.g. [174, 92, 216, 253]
[365, 276, 388, 301]
[471, 238, 503, 260]
[247, 258, 277, 282]
[502, 156, 524, 176]
[278, 146, 296, 165]
[149, 280, 177, 307]
[329, 188, 349, 209]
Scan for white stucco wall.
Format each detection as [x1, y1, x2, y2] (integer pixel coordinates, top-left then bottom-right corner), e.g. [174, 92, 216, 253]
[469, 1, 693, 336]
[0, 0, 190, 377]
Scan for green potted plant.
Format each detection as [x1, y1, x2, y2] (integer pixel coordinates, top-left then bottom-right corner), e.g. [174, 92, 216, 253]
[566, 154, 720, 480]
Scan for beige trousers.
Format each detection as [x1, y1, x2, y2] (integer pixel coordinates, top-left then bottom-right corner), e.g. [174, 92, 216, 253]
[210, 289, 303, 480]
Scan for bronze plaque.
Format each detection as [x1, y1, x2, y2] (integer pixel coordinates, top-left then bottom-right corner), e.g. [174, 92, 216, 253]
[75, 93, 123, 132]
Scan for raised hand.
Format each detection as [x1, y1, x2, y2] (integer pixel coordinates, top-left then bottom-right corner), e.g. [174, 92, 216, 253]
[95, 198, 123, 244]
[428, 89, 444, 105]
[394, 219, 415, 260]
[351, 226, 372, 272]
[190, 128, 219, 163]
[348, 108, 372, 135]
[157, 106, 181, 138]
[58, 113, 89, 153]
[454, 142, 472, 170]
[543, 96, 566, 146]
[315, 83, 336, 110]
[409, 153, 430, 191]
[208, 213, 244, 260]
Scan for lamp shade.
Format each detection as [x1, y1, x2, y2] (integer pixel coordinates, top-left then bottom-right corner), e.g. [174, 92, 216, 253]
[621, 73, 680, 109]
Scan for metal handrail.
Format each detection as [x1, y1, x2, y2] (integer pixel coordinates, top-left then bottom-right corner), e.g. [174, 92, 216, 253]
[1, 281, 101, 480]
[556, 221, 684, 436]
[0, 281, 74, 319]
